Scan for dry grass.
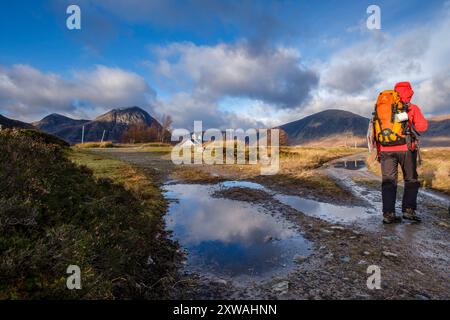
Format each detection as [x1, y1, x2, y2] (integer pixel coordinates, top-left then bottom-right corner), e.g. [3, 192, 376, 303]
[279, 146, 366, 172]
[418, 148, 450, 194]
[74, 141, 115, 148]
[172, 146, 364, 200]
[366, 148, 450, 195]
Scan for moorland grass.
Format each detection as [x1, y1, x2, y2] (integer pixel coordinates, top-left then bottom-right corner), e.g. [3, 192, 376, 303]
[0, 129, 180, 299]
[366, 148, 450, 195]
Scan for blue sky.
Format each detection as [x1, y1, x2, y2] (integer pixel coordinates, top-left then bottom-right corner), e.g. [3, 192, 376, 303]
[0, 0, 449, 127]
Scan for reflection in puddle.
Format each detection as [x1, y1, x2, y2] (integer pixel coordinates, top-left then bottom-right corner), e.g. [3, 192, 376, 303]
[275, 194, 373, 224]
[334, 160, 366, 170]
[219, 181, 375, 225]
[164, 184, 312, 281]
[220, 181, 267, 190]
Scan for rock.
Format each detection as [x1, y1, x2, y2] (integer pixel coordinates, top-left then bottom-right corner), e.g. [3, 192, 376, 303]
[293, 255, 307, 264]
[146, 256, 155, 265]
[363, 251, 370, 256]
[272, 281, 289, 293]
[340, 256, 351, 263]
[213, 278, 228, 285]
[330, 226, 345, 230]
[437, 221, 449, 228]
[324, 253, 334, 260]
[383, 251, 398, 258]
[357, 260, 367, 265]
[414, 269, 425, 276]
[414, 294, 430, 300]
[320, 229, 333, 234]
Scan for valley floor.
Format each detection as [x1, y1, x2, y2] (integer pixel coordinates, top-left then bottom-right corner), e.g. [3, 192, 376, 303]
[84, 146, 450, 300]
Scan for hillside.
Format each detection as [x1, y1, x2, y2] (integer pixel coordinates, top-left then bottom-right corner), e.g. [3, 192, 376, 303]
[279, 109, 370, 147]
[34, 107, 161, 144]
[0, 114, 34, 129]
[0, 129, 179, 299]
[32, 113, 89, 133]
[421, 115, 450, 147]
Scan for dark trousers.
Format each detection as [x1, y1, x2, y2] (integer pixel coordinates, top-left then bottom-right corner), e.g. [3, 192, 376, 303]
[380, 151, 420, 213]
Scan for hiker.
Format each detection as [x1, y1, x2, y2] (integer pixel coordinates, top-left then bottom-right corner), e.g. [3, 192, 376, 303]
[370, 82, 428, 224]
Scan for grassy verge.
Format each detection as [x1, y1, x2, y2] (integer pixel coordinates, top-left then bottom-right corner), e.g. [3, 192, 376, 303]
[366, 148, 450, 195]
[0, 129, 180, 299]
[68, 150, 168, 211]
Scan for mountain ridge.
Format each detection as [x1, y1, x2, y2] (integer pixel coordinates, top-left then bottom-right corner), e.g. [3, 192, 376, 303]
[0, 114, 35, 129]
[33, 106, 161, 144]
[278, 109, 370, 146]
[2, 108, 449, 147]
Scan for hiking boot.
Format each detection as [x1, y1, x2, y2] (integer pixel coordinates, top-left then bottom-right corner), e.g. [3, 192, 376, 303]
[403, 208, 421, 222]
[383, 212, 401, 224]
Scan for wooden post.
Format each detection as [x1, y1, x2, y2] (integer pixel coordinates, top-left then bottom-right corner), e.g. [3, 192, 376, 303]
[101, 130, 106, 143]
[81, 125, 85, 144]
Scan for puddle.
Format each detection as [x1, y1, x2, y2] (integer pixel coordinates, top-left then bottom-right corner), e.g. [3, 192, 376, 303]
[220, 181, 375, 225]
[220, 180, 267, 190]
[334, 160, 366, 170]
[164, 184, 312, 282]
[163, 180, 379, 281]
[275, 194, 374, 224]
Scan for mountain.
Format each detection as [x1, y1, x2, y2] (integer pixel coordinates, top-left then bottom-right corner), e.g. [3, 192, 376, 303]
[33, 107, 161, 144]
[80, 107, 161, 143]
[421, 115, 450, 147]
[32, 113, 89, 133]
[278, 109, 370, 146]
[0, 114, 34, 129]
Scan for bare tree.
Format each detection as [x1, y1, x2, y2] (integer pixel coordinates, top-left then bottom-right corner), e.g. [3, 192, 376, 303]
[159, 114, 173, 143]
[121, 123, 160, 143]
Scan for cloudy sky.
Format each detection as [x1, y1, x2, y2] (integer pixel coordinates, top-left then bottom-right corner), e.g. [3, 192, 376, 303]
[0, 0, 449, 128]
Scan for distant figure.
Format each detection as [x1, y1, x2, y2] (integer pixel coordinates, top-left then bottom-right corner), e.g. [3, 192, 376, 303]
[370, 82, 428, 224]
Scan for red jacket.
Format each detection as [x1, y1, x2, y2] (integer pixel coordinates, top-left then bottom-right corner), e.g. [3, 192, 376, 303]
[380, 82, 428, 152]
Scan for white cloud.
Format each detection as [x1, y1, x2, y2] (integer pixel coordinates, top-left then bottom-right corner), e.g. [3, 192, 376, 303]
[147, 41, 318, 129]
[0, 65, 156, 121]
[151, 41, 318, 108]
[150, 3, 450, 129]
[306, 4, 450, 119]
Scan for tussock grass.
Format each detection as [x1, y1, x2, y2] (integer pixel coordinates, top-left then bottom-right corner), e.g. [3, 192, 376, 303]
[366, 148, 450, 195]
[279, 146, 366, 171]
[74, 141, 115, 148]
[0, 129, 180, 299]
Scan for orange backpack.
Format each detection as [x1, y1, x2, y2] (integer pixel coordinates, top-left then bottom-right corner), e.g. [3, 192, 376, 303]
[372, 90, 409, 146]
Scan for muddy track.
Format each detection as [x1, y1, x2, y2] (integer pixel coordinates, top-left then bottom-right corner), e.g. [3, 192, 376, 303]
[90, 149, 450, 300]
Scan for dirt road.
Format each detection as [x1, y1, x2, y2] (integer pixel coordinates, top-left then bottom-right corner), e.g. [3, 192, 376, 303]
[90, 148, 450, 299]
